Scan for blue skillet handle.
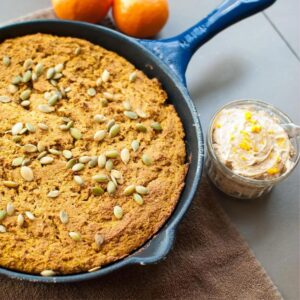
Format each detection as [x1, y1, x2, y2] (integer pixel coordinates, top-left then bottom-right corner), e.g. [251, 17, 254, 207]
[139, 0, 276, 85]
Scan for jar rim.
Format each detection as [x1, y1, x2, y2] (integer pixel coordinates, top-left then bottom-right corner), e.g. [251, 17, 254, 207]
[207, 99, 300, 186]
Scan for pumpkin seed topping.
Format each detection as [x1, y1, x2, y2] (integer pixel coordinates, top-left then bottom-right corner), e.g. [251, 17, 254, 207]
[131, 140, 140, 152]
[12, 75, 22, 85]
[25, 122, 36, 133]
[106, 119, 115, 131]
[135, 185, 149, 195]
[37, 151, 48, 160]
[3, 181, 19, 188]
[88, 156, 98, 168]
[91, 186, 104, 196]
[59, 210, 69, 224]
[6, 203, 15, 216]
[87, 88, 96, 97]
[37, 104, 55, 113]
[0, 95, 11, 103]
[12, 122, 23, 135]
[92, 174, 109, 183]
[69, 231, 81, 241]
[136, 123, 147, 132]
[109, 124, 120, 138]
[136, 108, 147, 119]
[113, 206, 123, 219]
[105, 159, 113, 171]
[38, 123, 49, 130]
[120, 148, 130, 164]
[103, 92, 114, 100]
[105, 150, 119, 158]
[12, 157, 24, 167]
[0, 225, 6, 233]
[48, 94, 59, 106]
[72, 163, 85, 172]
[66, 158, 77, 169]
[70, 128, 82, 140]
[122, 101, 131, 111]
[151, 122, 162, 131]
[17, 214, 24, 227]
[20, 166, 34, 181]
[35, 63, 44, 76]
[37, 141, 46, 152]
[133, 193, 144, 205]
[20, 100, 31, 107]
[63, 150, 73, 160]
[23, 59, 33, 70]
[129, 71, 137, 82]
[55, 63, 64, 73]
[95, 233, 104, 247]
[40, 156, 54, 165]
[124, 185, 135, 196]
[25, 211, 35, 220]
[94, 130, 107, 142]
[47, 190, 60, 198]
[48, 148, 61, 155]
[124, 111, 138, 120]
[94, 114, 106, 123]
[142, 154, 153, 166]
[0, 210, 7, 221]
[22, 70, 32, 83]
[74, 47, 81, 55]
[8, 84, 18, 94]
[74, 175, 84, 186]
[46, 68, 55, 79]
[23, 144, 38, 153]
[98, 154, 106, 168]
[79, 156, 91, 164]
[3, 56, 11, 67]
[101, 69, 110, 82]
[41, 270, 56, 277]
[107, 181, 117, 195]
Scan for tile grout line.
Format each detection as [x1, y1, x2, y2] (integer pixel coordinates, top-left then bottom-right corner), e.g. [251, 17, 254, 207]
[263, 12, 300, 62]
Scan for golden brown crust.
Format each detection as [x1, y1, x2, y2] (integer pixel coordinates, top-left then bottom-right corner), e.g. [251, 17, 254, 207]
[0, 34, 187, 274]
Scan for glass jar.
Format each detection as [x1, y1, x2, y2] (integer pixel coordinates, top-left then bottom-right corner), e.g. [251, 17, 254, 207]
[205, 100, 300, 199]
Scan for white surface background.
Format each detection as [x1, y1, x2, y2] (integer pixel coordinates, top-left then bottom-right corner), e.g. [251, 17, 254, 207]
[0, 0, 299, 299]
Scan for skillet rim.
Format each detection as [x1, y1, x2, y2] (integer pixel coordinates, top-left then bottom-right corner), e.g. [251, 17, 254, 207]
[0, 19, 204, 283]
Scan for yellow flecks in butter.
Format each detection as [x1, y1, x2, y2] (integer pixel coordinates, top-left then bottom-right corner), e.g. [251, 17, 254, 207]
[276, 156, 281, 163]
[251, 124, 262, 133]
[245, 111, 252, 121]
[239, 140, 252, 151]
[240, 155, 247, 161]
[276, 138, 286, 146]
[216, 123, 222, 128]
[249, 118, 257, 124]
[268, 129, 275, 134]
[253, 145, 259, 152]
[230, 134, 235, 141]
[267, 167, 279, 175]
[240, 130, 249, 137]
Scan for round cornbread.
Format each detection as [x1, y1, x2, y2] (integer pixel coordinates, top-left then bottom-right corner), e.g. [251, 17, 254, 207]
[0, 34, 187, 275]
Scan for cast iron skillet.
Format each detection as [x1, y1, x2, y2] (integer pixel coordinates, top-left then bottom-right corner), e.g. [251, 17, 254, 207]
[0, 0, 276, 283]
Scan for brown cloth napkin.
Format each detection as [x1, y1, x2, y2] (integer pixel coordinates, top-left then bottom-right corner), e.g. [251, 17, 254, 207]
[0, 8, 283, 300]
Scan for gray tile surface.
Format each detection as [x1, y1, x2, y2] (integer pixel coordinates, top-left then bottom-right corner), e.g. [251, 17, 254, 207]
[0, 0, 299, 299]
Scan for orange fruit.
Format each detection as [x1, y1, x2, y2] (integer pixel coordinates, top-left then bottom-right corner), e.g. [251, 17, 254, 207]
[52, 0, 112, 24]
[113, 0, 169, 38]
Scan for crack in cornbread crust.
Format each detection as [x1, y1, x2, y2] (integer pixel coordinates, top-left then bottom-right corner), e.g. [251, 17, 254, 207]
[0, 34, 187, 274]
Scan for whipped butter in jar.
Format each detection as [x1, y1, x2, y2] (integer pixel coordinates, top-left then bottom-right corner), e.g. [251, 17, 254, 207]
[206, 100, 300, 199]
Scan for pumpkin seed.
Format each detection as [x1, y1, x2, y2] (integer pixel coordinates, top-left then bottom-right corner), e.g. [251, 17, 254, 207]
[11, 75, 22, 85]
[37, 151, 48, 160]
[47, 190, 60, 198]
[8, 84, 18, 94]
[37, 141, 46, 152]
[12, 136, 22, 143]
[103, 92, 114, 100]
[129, 71, 137, 82]
[105, 159, 113, 171]
[22, 70, 32, 83]
[35, 63, 44, 76]
[106, 119, 115, 131]
[133, 193, 144, 205]
[96, 77, 102, 86]
[46, 68, 55, 79]
[38, 123, 49, 130]
[92, 174, 109, 183]
[122, 101, 131, 110]
[12, 122, 23, 135]
[40, 156, 54, 165]
[31, 72, 38, 81]
[124, 111, 138, 120]
[72, 163, 84, 172]
[50, 79, 57, 86]
[79, 156, 91, 164]
[48, 94, 59, 106]
[94, 130, 107, 142]
[113, 206, 123, 219]
[109, 124, 120, 138]
[101, 69, 110, 82]
[91, 186, 104, 196]
[37, 104, 55, 113]
[87, 88, 96, 97]
[20, 166, 34, 181]
[59, 124, 69, 131]
[136, 108, 147, 119]
[41, 270, 56, 277]
[98, 154, 106, 168]
[66, 158, 77, 169]
[88, 156, 98, 168]
[59, 210, 69, 224]
[105, 150, 119, 159]
[22, 158, 31, 166]
[0, 225, 6, 233]
[3, 181, 19, 188]
[135, 185, 149, 195]
[94, 114, 106, 123]
[0, 210, 7, 221]
[101, 98, 108, 107]
[25, 211, 35, 220]
[107, 181, 116, 195]
[0, 95, 11, 103]
[74, 175, 84, 186]
[6, 202, 15, 216]
[120, 148, 130, 164]
[55, 63, 64, 73]
[124, 185, 135, 196]
[131, 140, 140, 152]
[142, 154, 153, 166]
[25, 122, 36, 133]
[63, 150, 73, 160]
[23, 59, 33, 70]
[12, 157, 24, 167]
[3, 56, 11, 67]
[88, 266, 101, 273]
[21, 100, 31, 107]
[23, 144, 38, 153]
[74, 47, 81, 55]
[95, 233, 104, 247]
[65, 86, 72, 93]
[136, 123, 147, 132]
[111, 169, 122, 179]
[70, 128, 82, 140]
[20, 128, 28, 135]
[151, 122, 162, 131]
[48, 148, 61, 155]
[69, 231, 81, 241]
[111, 175, 118, 187]
[17, 214, 24, 226]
